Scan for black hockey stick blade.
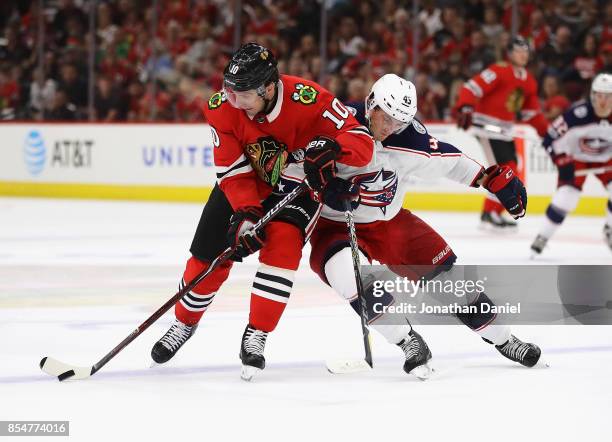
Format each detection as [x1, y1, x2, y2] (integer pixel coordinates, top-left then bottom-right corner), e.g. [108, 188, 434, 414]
[40, 356, 94, 381]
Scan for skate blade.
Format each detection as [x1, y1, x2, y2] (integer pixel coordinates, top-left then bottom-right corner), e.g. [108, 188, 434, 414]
[240, 364, 262, 382]
[478, 222, 518, 233]
[409, 363, 434, 380]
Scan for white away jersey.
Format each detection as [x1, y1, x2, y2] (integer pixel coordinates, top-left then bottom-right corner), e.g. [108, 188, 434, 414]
[544, 101, 612, 163]
[319, 103, 484, 223]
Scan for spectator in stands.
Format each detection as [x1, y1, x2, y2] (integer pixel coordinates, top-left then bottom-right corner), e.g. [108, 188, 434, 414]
[29, 68, 57, 120]
[46, 89, 77, 121]
[481, 6, 504, 42]
[1, 0, 609, 123]
[572, 33, 603, 81]
[540, 25, 577, 76]
[465, 29, 496, 77]
[602, 43, 612, 72]
[338, 16, 365, 57]
[0, 66, 19, 120]
[94, 75, 126, 121]
[541, 74, 570, 121]
[57, 62, 87, 111]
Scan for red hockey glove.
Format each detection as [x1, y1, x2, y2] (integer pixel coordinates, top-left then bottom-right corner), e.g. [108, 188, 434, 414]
[304, 135, 341, 191]
[482, 165, 527, 219]
[322, 177, 360, 212]
[456, 105, 474, 130]
[227, 206, 265, 259]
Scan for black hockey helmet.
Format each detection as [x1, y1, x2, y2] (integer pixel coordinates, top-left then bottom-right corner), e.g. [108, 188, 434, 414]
[507, 35, 530, 53]
[223, 42, 279, 93]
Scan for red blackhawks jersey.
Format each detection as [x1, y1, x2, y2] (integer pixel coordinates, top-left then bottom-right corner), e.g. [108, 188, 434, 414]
[455, 62, 548, 139]
[203, 74, 373, 210]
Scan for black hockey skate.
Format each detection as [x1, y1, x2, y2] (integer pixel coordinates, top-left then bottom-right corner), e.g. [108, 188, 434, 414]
[151, 319, 198, 364]
[604, 224, 612, 251]
[398, 329, 433, 380]
[494, 335, 541, 367]
[239, 324, 268, 381]
[530, 234, 548, 256]
[480, 211, 517, 230]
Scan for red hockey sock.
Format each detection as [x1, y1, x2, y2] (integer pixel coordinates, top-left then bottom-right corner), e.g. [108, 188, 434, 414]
[175, 256, 233, 325]
[249, 222, 302, 332]
[483, 196, 505, 214]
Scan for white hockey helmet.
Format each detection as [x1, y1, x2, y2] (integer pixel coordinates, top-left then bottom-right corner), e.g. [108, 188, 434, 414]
[365, 73, 418, 125]
[591, 73, 612, 99]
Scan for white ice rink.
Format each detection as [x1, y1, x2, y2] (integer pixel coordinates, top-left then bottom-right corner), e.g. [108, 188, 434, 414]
[1, 197, 611, 442]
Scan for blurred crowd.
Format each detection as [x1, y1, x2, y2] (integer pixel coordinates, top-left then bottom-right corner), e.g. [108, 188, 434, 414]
[0, 0, 610, 122]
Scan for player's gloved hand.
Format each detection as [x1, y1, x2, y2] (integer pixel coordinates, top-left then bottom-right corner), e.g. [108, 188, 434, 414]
[227, 206, 266, 259]
[304, 135, 341, 191]
[456, 105, 474, 130]
[482, 165, 527, 219]
[552, 153, 575, 183]
[322, 177, 360, 212]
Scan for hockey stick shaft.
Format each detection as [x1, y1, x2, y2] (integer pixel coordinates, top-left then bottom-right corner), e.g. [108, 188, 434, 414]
[45, 182, 309, 379]
[344, 202, 373, 368]
[574, 165, 612, 176]
[472, 123, 541, 142]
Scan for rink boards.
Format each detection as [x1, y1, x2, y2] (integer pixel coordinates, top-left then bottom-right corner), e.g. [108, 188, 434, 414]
[0, 122, 607, 214]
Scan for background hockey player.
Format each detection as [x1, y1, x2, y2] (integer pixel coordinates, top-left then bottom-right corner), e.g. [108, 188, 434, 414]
[150, 43, 374, 380]
[307, 74, 541, 375]
[454, 36, 549, 229]
[531, 72, 612, 256]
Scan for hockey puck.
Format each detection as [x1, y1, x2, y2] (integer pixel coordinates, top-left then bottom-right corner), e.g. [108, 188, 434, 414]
[58, 370, 75, 382]
[39, 357, 47, 369]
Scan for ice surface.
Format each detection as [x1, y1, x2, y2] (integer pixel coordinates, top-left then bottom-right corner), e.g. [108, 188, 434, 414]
[1, 198, 610, 442]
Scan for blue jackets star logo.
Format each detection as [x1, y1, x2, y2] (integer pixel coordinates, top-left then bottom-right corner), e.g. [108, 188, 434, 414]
[353, 169, 398, 214]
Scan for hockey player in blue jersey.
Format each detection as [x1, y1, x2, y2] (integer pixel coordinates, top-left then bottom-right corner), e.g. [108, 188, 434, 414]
[531, 73, 612, 255]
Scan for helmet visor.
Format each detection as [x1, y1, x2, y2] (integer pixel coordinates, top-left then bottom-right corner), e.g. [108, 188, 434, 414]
[223, 85, 261, 110]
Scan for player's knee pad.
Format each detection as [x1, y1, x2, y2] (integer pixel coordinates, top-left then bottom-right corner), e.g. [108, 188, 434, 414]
[455, 291, 497, 331]
[184, 255, 232, 295]
[324, 247, 368, 301]
[550, 185, 581, 215]
[259, 221, 303, 270]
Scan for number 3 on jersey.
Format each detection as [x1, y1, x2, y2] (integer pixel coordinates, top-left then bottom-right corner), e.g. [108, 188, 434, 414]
[323, 98, 350, 129]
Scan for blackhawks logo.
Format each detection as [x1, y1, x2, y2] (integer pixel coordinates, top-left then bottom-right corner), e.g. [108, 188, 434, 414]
[245, 136, 288, 186]
[505, 88, 524, 113]
[208, 91, 226, 110]
[292, 83, 318, 105]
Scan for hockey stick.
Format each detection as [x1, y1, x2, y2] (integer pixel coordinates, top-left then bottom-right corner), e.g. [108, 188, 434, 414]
[574, 165, 612, 176]
[326, 201, 373, 374]
[40, 182, 309, 381]
[472, 122, 541, 143]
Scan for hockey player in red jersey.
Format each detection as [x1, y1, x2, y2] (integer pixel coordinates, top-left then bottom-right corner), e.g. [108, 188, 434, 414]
[150, 43, 373, 380]
[307, 74, 541, 376]
[454, 36, 549, 229]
